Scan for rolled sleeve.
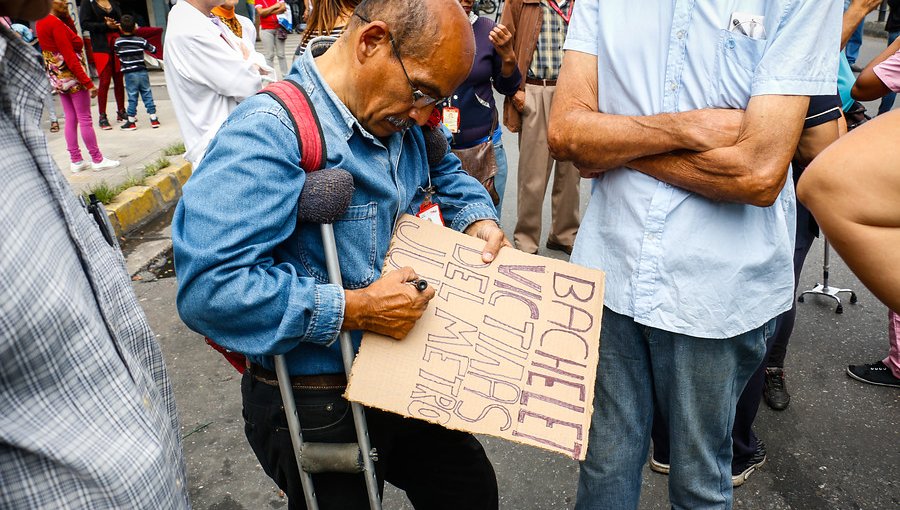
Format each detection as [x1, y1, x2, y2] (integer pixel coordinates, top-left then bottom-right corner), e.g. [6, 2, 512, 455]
[563, 0, 599, 55]
[294, 283, 344, 347]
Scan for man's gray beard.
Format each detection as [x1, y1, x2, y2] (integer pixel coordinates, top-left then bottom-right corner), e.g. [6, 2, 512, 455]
[386, 116, 414, 131]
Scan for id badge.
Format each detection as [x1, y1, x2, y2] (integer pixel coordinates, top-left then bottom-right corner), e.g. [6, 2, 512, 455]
[442, 107, 461, 134]
[417, 201, 445, 226]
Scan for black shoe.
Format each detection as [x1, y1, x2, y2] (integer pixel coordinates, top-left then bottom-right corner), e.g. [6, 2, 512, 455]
[732, 439, 767, 487]
[847, 360, 900, 388]
[546, 240, 573, 255]
[763, 367, 791, 410]
[98, 114, 112, 130]
[116, 109, 127, 122]
[850, 63, 864, 73]
[120, 120, 137, 131]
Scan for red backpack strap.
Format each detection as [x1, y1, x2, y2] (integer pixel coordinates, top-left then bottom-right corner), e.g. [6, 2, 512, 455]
[258, 79, 327, 172]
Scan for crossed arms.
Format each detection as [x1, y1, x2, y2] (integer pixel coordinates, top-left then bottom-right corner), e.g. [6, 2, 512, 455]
[547, 50, 810, 207]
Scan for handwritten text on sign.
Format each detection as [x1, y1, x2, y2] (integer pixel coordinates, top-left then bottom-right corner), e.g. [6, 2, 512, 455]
[345, 215, 605, 460]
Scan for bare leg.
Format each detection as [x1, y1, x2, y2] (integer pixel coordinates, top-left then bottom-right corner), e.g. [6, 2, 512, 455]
[798, 110, 900, 311]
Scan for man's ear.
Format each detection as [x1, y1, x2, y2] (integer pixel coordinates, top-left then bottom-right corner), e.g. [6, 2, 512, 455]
[354, 20, 391, 64]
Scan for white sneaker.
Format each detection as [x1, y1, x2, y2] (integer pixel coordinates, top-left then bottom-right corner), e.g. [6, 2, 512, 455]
[92, 158, 120, 171]
[70, 160, 89, 173]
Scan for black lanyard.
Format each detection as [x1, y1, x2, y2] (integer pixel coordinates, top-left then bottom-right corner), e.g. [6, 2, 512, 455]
[547, 0, 573, 24]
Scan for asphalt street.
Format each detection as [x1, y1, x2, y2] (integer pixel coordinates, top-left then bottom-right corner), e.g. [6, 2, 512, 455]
[125, 35, 899, 510]
[132, 143, 898, 510]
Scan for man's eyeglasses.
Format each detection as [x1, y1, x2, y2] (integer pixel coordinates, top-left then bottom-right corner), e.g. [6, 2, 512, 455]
[354, 12, 445, 109]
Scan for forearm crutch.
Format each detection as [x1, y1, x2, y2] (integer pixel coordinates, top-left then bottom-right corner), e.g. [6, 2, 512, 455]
[274, 169, 382, 510]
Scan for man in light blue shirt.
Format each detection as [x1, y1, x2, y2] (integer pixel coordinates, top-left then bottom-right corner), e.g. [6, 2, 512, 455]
[547, 1, 840, 508]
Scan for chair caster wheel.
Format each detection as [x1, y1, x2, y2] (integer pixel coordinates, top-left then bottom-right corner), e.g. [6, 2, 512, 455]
[850, 293, 858, 304]
[836, 305, 843, 314]
[797, 295, 805, 303]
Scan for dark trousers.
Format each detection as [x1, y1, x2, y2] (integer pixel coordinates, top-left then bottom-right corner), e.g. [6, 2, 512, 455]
[651, 325, 776, 471]
[241, 373, 499, 510]
[96, 52, 124, 116]
[767, 200, 817, 368]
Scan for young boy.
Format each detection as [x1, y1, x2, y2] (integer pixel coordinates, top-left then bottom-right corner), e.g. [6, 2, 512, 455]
[113, 15, 159, 130]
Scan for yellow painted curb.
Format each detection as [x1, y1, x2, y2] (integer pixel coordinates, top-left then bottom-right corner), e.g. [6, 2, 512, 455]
[107, 186, 159, 234]
[160, 159, 193, 186]
[146, 173, 179, 204]
[103, 157, 193, 236]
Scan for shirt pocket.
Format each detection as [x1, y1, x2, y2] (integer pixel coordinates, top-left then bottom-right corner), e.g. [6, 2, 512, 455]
[709, 29, 767, 109]
[297, 202, 378, 289]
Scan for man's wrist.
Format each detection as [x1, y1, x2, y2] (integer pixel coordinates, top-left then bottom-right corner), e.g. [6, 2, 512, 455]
[665, 110, 702, 151]
[342, 288, 367, 331]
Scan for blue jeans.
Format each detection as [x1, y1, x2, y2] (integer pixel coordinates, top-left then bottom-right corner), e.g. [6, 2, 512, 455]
[124, 70, 156, 117]
[879, 31, 900, 115]
[575, 308, 770, 510]
[493, 137, 509, 220]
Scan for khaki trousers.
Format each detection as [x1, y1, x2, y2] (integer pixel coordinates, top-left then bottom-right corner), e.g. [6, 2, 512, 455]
[514, 84, 581, 253]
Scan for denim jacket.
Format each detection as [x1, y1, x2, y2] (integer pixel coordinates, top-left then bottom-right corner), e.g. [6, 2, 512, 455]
[173, 38, 498, 375]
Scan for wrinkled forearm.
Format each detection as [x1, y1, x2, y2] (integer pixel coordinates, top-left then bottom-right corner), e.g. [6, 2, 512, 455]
[629, 145, 788, 207]
[549, 109, 713, 171]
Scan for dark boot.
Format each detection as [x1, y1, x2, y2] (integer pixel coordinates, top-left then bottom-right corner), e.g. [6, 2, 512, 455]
[763, 367, 791, 410]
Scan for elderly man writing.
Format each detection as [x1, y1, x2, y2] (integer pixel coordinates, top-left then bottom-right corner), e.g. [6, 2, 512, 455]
[173, 0, 507, 507]
[548, 1, 840, 509]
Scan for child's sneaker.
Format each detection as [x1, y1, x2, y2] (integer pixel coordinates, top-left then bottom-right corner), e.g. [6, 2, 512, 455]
[70, 160, 89, 173]
[98, 114, 112, 130]
[92, 158, 120, 171]
[120, 120, 137, 131]
[116, 110, 127, 122]
[150, 117, 160, 129]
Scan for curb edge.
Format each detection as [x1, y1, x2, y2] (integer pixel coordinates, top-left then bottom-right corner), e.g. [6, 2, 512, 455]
[105, 157, 192, 237]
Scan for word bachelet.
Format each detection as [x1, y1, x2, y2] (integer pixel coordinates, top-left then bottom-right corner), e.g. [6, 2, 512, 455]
[346, 215, 605, 460]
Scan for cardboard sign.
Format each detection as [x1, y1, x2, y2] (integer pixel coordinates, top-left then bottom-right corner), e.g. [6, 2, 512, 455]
[345, 215, 605, 460]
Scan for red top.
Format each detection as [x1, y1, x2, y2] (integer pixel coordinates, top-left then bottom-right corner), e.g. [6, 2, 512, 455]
[255, 0, 282, 31]
[35, 14, 93, 90]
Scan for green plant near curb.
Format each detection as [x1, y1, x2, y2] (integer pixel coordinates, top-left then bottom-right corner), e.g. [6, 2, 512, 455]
[163, 142, 186, 157]
[143, 157, 171, 177]
[83, 158, 171, 205]
[85, 180, 119, 204]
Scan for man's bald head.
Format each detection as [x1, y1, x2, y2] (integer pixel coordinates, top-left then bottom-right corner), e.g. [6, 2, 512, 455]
[350, 0, 474, 62]
[0, 0, 52, 20]
[320, 0, 475, 137]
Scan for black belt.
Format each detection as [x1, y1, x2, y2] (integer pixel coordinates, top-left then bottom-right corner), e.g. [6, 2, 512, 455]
[247, 362, 347, 389]
[526, 77, 557, 86]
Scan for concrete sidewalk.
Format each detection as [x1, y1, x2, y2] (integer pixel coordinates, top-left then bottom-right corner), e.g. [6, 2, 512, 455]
[44, 69, 184, 196]
[39, 32, 305, 255]
[46, 32, 304, 197]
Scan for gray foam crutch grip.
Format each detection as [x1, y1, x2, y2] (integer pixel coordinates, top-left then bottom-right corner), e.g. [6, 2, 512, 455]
[297, 169, 355, 224]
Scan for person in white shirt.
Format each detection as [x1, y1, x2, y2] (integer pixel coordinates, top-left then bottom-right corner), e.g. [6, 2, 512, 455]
[164, 0, 268, 164]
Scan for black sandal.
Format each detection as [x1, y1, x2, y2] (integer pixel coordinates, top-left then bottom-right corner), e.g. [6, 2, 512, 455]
[50, 120, 60, 133]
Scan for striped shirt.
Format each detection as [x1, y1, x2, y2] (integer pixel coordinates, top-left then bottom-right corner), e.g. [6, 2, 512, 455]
[0, 26, 190, 509]
[114, 34, 156, 73]
[294, 25, 345, 59]
[529, 0, 569, 80]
